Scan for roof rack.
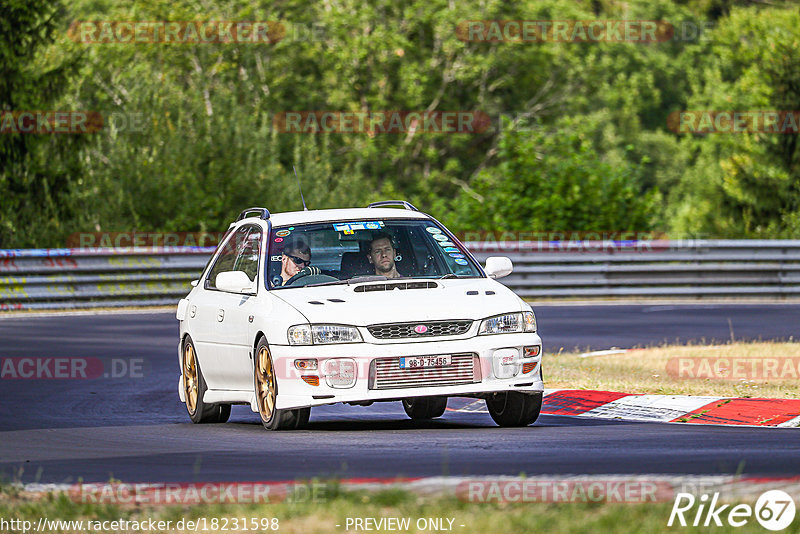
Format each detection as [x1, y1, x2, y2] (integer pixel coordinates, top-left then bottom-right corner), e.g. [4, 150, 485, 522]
[236, 207, 271, 221]
[367, 200, 419, 212]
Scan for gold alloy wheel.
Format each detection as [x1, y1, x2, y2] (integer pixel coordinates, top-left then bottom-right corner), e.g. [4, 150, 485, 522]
[183, 344, 198, 415]
[256, 346, 276, 422]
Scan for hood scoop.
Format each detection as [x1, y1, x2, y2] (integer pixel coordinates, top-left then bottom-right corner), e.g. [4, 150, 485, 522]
[354, 281, 439, 293]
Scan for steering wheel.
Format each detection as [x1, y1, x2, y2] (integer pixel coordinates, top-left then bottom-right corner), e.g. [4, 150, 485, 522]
[284, 266, 339, 287]
[284, 266, 321, 286]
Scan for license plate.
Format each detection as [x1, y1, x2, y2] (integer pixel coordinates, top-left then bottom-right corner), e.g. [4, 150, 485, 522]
[399, 355, 451, 369]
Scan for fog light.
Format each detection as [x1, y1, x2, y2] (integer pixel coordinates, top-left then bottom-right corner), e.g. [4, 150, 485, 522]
[323, 358, 356, 389]
[294, 359, 318, 370]
[301, 375, 319, 386]
[492, 348, 520, 378]
[523, 346, 540, 358]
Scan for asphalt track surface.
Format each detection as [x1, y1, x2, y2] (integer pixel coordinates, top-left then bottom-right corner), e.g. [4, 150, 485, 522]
[0, 304, 798, 484]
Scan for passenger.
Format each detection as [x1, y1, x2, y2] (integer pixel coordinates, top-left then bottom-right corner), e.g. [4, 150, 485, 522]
[367, 232, 401, 279]
[278, 234, 314, 285]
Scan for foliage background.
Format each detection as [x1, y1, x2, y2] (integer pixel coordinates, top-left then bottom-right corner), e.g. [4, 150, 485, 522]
[1, 0, 798, 247]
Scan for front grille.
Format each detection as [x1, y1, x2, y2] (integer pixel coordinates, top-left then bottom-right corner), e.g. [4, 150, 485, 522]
[370, 353, 479, 390]
[368, 320, 472, 339]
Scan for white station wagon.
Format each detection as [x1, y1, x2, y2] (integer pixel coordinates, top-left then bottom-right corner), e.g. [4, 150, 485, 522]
[176, 201, 544, 430]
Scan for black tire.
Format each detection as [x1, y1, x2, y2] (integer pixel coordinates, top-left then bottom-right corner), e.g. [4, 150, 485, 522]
[217, 404, 232, 423]
[254, 337, 310, 430]
[402, 396, 447, 419]
[183, 337, 227, 424]
[486, 392, 542, 427]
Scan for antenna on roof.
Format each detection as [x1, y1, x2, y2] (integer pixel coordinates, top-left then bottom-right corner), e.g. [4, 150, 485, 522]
[293, 165, 308, 211]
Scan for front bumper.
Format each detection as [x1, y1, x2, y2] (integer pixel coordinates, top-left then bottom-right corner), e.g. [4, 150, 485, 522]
[269, 332, 544, 409]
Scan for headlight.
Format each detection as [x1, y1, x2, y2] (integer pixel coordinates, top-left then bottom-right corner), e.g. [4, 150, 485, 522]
[288, 325, 312, 345]
[312, 325, 362, 344]
[479, 312, 536, 335]
[523, 310, 536, 332]
[287, 324, 363, 345]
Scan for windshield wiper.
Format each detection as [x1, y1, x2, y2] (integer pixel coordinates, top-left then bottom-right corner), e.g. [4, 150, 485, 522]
[438, 273, 461, 280]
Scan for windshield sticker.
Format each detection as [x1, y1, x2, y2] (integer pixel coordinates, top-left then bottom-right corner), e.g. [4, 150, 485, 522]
[432, 234, 448, 241]
[333, 223, 354, 234]
[333, 221, 382, 234]
[454, 258, 469, 265]
[437, 241, 456, 247]
[449, 253, 465, 259]
[443, 247, 459, 253]
[274, 237, 283, 243]
[275, 229, 291, 237]
[425, 227, 442, 234]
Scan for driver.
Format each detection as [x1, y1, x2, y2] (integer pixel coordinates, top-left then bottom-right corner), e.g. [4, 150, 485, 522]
[277, 234, 319, 286]
[367, 232, 401, 279]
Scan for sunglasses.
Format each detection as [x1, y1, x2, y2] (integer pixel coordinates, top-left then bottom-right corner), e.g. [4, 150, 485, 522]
[285, 253, 310, 267]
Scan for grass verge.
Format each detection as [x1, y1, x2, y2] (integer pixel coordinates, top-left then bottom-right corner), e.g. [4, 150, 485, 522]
[1, 484, 794, 534]
[546, 342, 800, 398]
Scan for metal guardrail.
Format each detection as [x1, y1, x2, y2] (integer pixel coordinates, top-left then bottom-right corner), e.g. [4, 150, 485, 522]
[0, 247, 213, 310]
[1, 240, 799, 310]
[469, 240, 800, 298]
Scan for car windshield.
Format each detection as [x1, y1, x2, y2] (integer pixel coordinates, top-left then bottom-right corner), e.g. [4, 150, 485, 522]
[265, 218, 483, 289]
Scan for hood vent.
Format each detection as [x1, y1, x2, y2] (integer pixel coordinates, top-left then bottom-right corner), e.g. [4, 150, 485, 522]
[354, 281, 439, 293]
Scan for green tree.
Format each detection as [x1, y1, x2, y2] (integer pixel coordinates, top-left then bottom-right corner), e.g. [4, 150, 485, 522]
[0, 0, 82, 247]
[667, 7, 800, 237]
[444, 116, 659, 233]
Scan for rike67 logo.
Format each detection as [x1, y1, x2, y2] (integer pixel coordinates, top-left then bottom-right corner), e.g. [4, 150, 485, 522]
[668, 490, 796, 530]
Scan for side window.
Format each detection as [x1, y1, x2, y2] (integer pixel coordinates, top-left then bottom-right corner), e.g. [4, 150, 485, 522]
[233, 227, 262, 282]
[198, 227, 234, 283]
[205, 226, 262, 290]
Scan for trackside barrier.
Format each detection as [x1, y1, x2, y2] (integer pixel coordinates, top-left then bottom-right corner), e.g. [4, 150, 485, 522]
[469, 239, 800, 298]
[1, 240, 799, 310]
[0, 247, 213, 310]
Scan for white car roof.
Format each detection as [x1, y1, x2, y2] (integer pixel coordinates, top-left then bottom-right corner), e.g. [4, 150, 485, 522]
[241, 207, 432, 228]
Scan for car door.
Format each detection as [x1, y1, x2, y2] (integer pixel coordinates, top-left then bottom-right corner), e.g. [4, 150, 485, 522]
[193, 224, 263, 391]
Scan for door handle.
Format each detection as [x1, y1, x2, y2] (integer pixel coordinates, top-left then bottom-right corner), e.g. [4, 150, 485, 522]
[217, 309, 225, 322]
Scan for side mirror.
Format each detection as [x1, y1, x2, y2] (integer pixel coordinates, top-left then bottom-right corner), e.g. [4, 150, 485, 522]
[216, 271, 256, 294]
[484, 256, 513, 279]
